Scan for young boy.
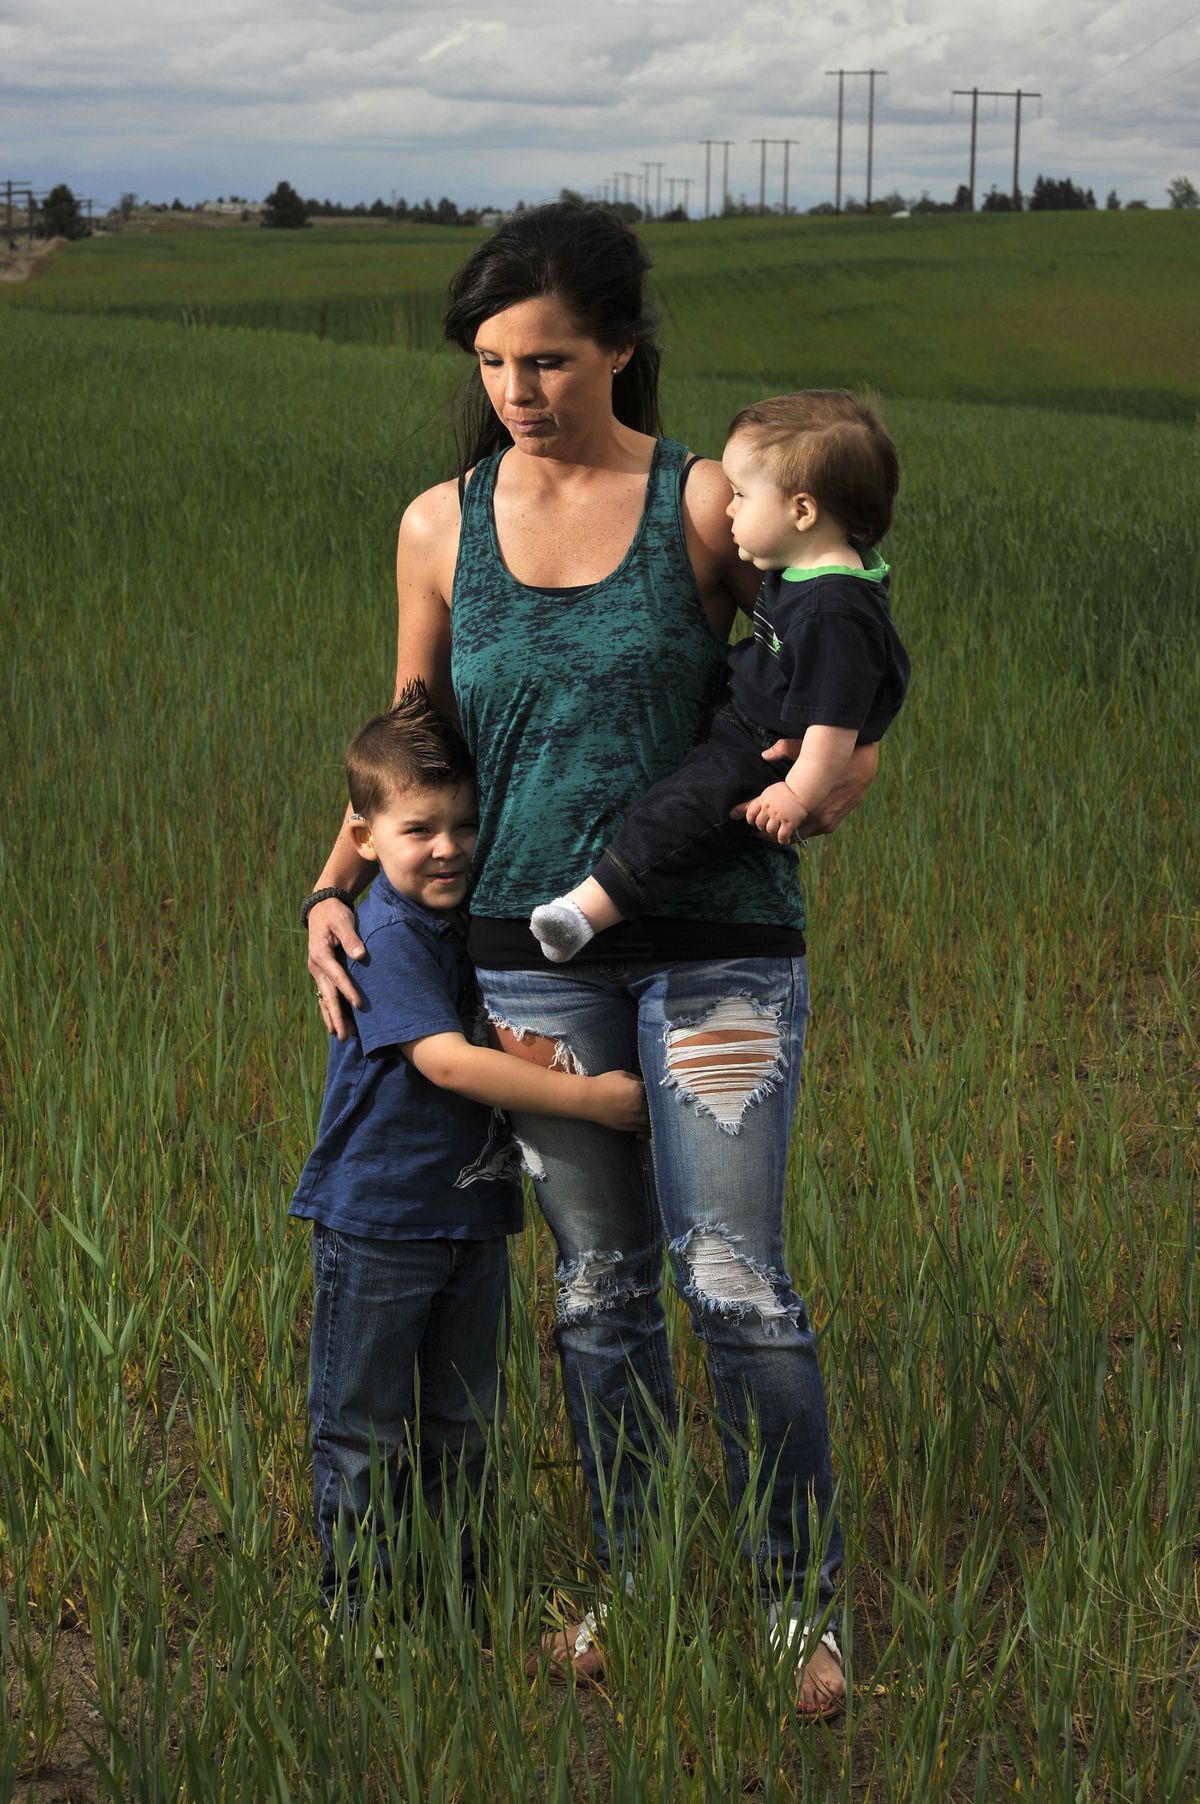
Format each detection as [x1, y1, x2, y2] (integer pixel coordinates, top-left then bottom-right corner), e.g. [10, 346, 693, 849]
[291, 682, 647, 1610]
[530, 390, 910, 961]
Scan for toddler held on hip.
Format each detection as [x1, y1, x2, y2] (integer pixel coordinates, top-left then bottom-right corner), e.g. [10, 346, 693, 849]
[530, 390, 911, 963]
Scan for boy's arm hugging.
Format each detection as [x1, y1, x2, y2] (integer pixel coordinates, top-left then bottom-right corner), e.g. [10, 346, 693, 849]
[402, 1033, 649, 1135]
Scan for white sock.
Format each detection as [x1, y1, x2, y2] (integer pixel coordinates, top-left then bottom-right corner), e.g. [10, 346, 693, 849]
[529, 899, 596, 963]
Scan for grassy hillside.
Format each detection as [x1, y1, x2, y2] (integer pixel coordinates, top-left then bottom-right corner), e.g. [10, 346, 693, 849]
[7, 210, 1198, 418]
[2, 279, 1197, 1799]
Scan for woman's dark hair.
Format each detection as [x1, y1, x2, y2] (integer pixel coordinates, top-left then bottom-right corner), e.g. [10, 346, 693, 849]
[443, 202, 663, 472]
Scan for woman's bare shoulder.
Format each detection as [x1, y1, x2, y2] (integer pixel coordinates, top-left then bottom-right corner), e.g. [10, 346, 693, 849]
[679, 452, 755, 625]
[400, 475, 463, 545]
[681, 455, 734, 544]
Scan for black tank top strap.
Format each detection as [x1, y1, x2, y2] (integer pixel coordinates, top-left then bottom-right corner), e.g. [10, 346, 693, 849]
[680, 453, 703, 492]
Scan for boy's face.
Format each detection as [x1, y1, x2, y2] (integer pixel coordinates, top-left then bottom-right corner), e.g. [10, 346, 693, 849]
[721, 432, 807, 569]
[351, 781, 478, 912]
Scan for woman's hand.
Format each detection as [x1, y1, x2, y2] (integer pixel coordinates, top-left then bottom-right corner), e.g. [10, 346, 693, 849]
[797, 740, 880, 835]
[735, 740, 881, 843]
[307, 898, 366, 1042]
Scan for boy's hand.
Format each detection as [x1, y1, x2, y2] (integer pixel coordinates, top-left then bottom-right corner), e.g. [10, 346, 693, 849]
[586, 1071, 650, 1134]
[734, 782, 809, 846]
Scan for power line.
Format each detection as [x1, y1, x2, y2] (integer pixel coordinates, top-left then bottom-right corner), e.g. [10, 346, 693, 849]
[1057, 43, 1200, 117]
[1058, 3, 1200, 105]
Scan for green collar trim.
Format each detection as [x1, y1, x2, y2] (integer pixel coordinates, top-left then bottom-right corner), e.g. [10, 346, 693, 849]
[782, 545, 889, 584]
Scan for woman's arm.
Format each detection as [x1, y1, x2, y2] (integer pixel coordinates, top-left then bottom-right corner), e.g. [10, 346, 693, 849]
[308, 480, 462, 1039]
[739, 725, 860, 845]
[681, 458, 759, 640]
[393, 479, 461, 715]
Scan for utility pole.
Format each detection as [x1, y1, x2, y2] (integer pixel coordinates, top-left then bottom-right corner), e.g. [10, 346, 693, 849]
[826, 70, 887, 209]
[1012, 89, 1034, 209]
[647, 161, 665, 219]
[667, 177, 692, 216]
[952, 87, 980, 207]
[830, 69, 845, 212]
[698, 139, 735, 219]
[642, 160, 653, 220]
[953, 87, 1041, 209]
[4, 180, 32, 243]
[721, 141, 733, 215]
[751, 138, 769, 212]
[747, 141, 801, 216]
[777, 139, 800, 214]
[866, 69, 883, 207]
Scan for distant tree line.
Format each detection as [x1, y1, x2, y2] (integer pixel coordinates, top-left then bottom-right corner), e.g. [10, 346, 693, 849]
[261, 180, 500, 228]
[28, 173, 1200, 246]
[802, 174, 1173, 215]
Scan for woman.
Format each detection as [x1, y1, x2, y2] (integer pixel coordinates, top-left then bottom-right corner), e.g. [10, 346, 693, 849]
[306, 204, 876, 1719]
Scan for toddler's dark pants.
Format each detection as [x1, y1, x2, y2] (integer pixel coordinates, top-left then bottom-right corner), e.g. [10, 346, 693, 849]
[592, 696, 793, 919]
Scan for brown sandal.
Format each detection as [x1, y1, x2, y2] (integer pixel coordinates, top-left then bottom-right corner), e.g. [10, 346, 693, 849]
[776, 1618, 846, 1722]
[525, 1605, 607, 1684]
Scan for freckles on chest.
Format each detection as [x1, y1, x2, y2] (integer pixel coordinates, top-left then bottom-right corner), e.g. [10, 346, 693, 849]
[494, 487, 646, 590]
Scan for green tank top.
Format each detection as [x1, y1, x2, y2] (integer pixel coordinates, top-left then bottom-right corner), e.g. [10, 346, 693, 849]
[450, 437, 805, 931]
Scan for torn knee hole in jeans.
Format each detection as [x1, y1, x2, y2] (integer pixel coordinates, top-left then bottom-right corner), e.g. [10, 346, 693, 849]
[672, 1224, 797, 1334]
[661, 995, 783, 1133]
[557, 1250, 653, 1325]
[483, 1008, 590, 1076]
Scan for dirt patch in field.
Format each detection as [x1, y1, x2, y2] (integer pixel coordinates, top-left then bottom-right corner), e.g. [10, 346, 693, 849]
[0, 236, 62, 282]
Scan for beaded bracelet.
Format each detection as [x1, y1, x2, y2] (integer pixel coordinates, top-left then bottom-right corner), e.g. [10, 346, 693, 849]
[299, 886, 356, 929]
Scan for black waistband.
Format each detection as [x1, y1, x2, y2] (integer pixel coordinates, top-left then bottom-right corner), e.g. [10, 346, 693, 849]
[468, 914, 806, 972]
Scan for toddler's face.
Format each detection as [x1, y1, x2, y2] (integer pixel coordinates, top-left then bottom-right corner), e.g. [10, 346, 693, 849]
[721, 433, 802, 570]
[358, 781, 478, 911]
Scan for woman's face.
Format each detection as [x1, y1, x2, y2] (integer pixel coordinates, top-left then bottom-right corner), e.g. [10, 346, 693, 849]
[474, 293, 630, 458]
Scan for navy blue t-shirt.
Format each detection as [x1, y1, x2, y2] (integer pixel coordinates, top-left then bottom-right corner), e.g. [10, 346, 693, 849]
[728, 549, 910, 742]
[290, 873, 523, 1241]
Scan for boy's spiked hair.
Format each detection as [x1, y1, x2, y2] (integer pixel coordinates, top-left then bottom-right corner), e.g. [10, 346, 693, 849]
[728, 389, 899, 546]
[345, 680, 473, 820]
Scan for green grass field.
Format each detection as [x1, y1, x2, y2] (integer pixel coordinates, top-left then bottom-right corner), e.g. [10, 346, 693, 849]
[1, 217, 1198, 1801]
[11, 210, 1200, 417]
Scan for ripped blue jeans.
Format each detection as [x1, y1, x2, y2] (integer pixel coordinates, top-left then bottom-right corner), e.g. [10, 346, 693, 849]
[476, 956, 841, 1608]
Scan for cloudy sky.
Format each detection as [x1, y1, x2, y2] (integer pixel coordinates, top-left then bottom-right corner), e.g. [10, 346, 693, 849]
[4, 0, 1198, 212]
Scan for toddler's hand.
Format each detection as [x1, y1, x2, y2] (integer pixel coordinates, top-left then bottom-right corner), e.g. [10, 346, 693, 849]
[587, 1071, 650, 1134]
[735, 782, 809, 846]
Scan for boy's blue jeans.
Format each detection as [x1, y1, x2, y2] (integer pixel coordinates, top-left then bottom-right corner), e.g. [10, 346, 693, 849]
[307, 1222, 509, 1606]
[476, 955, 841, 1610]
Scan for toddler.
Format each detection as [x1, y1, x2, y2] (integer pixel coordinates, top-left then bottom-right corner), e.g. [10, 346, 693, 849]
[530, 390, 910, 961]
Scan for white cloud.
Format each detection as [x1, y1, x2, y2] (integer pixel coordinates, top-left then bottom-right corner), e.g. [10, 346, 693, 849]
[2, 0, 1196, 206]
